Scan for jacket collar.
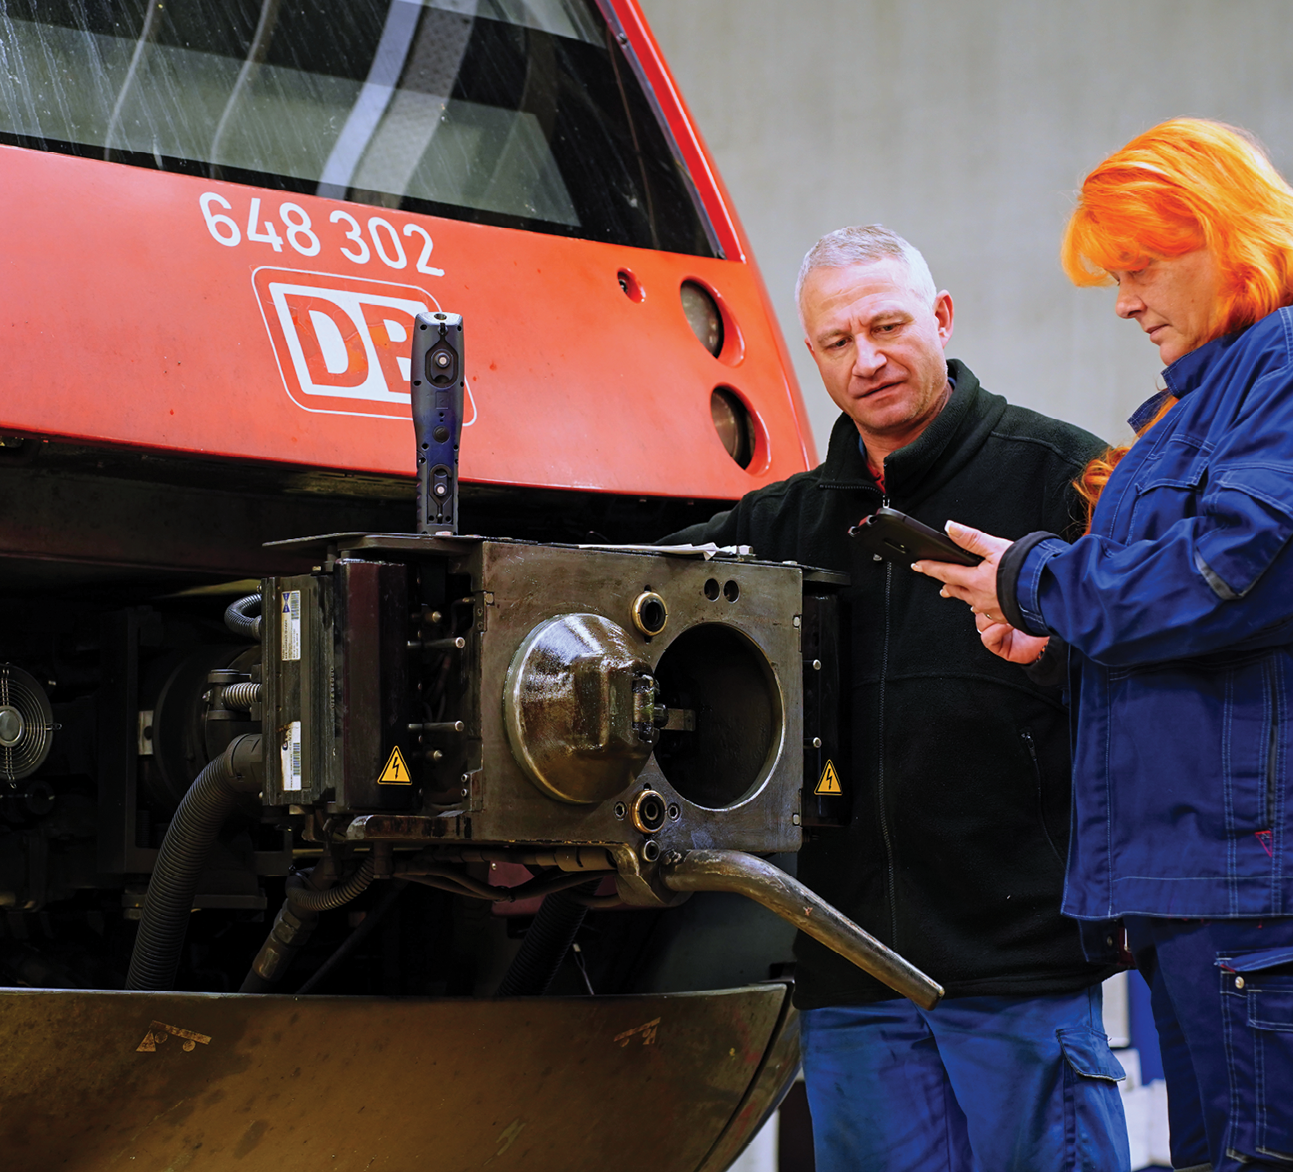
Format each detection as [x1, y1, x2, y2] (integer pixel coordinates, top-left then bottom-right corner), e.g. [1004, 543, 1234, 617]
[1162, 327, 1247, 399]
[818, 358, 993, 498]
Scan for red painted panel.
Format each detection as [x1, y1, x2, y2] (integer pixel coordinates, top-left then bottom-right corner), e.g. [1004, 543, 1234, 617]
[0, 146, 811, 497]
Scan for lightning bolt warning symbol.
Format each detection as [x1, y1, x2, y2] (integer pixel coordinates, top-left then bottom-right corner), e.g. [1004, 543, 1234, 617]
[378, 746, 411, 785]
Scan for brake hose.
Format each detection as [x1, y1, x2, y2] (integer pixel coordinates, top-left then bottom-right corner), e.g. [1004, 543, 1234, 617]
[125, 735, 264, 991]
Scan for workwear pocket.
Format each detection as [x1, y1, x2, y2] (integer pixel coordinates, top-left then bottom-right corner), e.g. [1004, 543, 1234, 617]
[1057, 1028, 1127, 1172]
[1195, 463, 1293, 601]
[1019, 728, 1064, 868]
[1218, 948, 1293, 1165]
[1128, 447, 1207, 540]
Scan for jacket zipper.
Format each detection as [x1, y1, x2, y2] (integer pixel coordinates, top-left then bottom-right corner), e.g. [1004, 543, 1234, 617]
[878, 559, 898, 946]
[1264, 659, 1278, 829]
[1020, 729, 1064, 866]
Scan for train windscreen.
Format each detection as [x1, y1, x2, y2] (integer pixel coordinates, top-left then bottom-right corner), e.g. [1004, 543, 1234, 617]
[0, 0, 717, 254]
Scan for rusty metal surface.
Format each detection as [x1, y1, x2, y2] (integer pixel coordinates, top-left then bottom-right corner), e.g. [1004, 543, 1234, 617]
[661, 850, 944, 1009]
[695, 995, 801, 1172]
[266, 539, 805, 880]
[0, 984, 788, 1172]
[468, 541, 804, 855]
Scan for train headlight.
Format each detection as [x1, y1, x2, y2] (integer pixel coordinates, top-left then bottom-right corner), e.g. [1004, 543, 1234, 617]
[681, 280, 724, 357]
[710, 387, 756, 469]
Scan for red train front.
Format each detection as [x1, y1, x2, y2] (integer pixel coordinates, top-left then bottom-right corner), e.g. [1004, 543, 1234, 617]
[0, 4, 926, 1168]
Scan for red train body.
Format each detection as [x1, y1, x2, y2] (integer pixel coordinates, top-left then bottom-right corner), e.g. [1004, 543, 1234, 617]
[0, 3, 824, 1168]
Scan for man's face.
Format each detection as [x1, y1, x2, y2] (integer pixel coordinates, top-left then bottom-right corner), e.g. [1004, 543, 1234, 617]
[801, 258, 954, 450]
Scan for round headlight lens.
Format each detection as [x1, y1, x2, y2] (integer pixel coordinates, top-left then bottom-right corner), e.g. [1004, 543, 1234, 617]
[681, 281, 724, 357]
[711, 387, 755, 469]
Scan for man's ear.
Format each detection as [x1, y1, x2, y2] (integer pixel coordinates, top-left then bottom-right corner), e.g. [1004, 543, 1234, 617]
[935, 291, 954, 348]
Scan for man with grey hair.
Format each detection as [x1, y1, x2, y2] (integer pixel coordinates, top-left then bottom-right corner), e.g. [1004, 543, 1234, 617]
[666, 225, 1130, 1170]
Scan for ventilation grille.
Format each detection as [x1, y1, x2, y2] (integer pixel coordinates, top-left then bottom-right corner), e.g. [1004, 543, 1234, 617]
[0, 665, 54, 783]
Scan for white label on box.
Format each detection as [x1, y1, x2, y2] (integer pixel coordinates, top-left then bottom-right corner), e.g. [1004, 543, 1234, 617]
[281, 590, 301, 661]
[281, 721, 302, 791]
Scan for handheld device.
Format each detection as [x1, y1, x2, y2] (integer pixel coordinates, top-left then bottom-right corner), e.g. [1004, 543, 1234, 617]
[411, 311, 465, 534]
[848, 506, 982, 567]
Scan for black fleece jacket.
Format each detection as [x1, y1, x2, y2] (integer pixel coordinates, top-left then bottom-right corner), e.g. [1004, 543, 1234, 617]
[668, 361, 1116, 1007]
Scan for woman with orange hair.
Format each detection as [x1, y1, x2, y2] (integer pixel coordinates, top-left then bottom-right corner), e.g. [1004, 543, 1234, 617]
[915, 119, 1293, 1172]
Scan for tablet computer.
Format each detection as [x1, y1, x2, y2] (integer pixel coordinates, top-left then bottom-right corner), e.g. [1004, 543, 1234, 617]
[848, 506, 982, 568]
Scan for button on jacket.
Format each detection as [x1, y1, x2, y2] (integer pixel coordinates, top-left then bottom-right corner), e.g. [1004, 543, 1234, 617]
[668, 361, 1112, 1007]
[1001, 309, 1293, 921]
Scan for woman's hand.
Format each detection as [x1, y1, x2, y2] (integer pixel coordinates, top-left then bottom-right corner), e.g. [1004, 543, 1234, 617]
[911, 521, 1010, 620]
[975, 612, 1050, 665]
[912, 522, 1048, 663]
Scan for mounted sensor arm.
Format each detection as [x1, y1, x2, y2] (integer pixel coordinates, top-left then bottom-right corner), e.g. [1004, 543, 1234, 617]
[412, 312, 465, 534]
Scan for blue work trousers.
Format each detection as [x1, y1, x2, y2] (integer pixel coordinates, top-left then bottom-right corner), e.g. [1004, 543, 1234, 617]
[1124, 915, 1293, 1172]
[799, 987, 1130, 1172]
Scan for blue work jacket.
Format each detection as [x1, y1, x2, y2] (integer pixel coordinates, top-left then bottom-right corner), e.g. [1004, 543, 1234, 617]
[1008, 307, 1293, 921]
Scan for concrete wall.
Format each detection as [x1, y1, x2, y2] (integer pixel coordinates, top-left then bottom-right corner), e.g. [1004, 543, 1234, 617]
[638, 0, 1293, 455]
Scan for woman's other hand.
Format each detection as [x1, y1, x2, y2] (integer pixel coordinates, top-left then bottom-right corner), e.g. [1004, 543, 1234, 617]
[975, 612, 1050, 664]
[912, 521, 1010, 618]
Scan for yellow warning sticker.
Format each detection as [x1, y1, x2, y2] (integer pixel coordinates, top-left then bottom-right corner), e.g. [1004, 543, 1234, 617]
[378, 746, 411, 785]
[136, 1020, 211, 1053]
[814, 760, 843, 796]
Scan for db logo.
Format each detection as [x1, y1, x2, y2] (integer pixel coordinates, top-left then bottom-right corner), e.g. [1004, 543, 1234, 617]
[252, 267, 477, 422]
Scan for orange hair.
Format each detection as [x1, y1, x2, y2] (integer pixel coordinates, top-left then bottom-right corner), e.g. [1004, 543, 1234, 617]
[1063, 119, 1293, 527]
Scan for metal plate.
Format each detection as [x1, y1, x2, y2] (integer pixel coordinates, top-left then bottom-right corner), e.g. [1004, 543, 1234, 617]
[504, 613, 655, 803]
[0, 984, 788, 1172]
[470, 542, 804, 854]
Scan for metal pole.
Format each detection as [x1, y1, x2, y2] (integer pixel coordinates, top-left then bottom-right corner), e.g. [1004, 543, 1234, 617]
[660, 849, 943, 1009]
